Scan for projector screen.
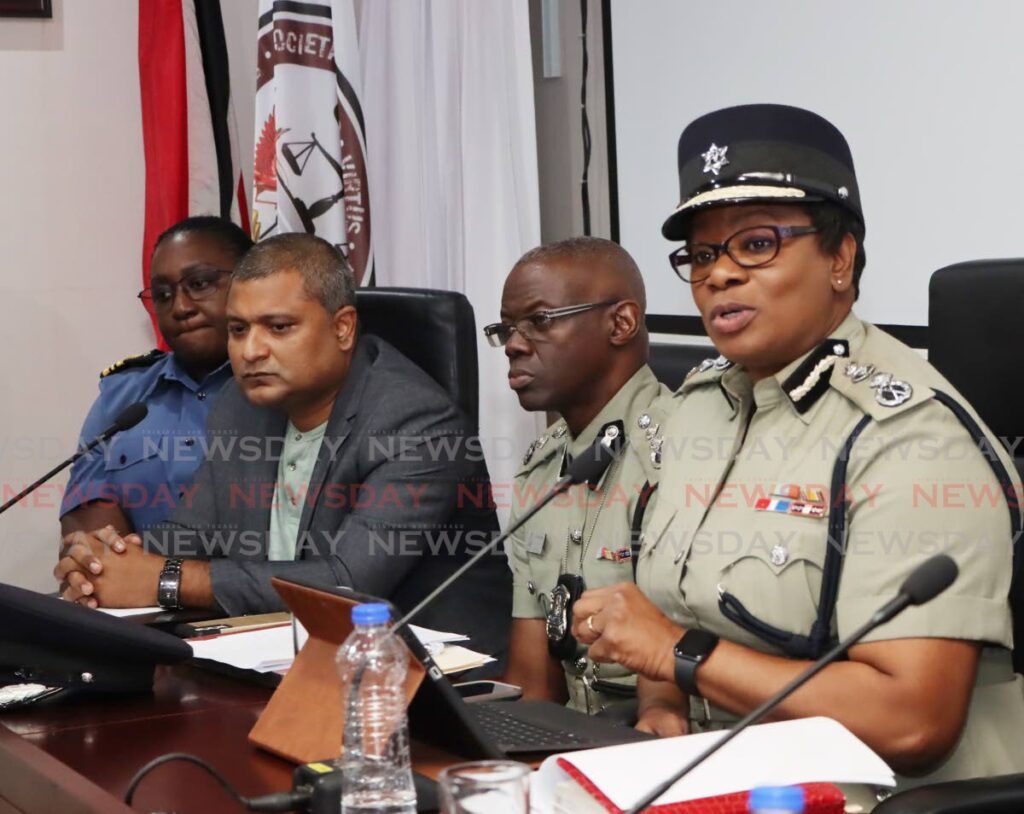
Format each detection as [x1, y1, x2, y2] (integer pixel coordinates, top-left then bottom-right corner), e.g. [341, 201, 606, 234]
[610, 0, 1024, 328]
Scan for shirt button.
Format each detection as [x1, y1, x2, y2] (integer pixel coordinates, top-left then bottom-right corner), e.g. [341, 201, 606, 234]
[294, 433, 302, 441]
[288, 462, 297, 472]
[184, 438, 195, 447]
[197, 391, 206, 401]
[119, 454, 127, 464]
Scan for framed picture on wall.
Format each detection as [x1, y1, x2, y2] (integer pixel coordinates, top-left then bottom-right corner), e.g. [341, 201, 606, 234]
[0, 0, 52, 18]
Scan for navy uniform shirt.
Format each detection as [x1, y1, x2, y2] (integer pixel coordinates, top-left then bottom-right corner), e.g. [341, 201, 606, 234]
[60, 351, 232, 532]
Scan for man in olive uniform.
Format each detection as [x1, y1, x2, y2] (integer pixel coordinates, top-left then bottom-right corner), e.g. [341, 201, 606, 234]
[484, 237, 678, 714]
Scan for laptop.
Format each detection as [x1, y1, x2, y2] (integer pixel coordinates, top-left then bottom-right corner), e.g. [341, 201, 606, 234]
[274, 577, 652, 758]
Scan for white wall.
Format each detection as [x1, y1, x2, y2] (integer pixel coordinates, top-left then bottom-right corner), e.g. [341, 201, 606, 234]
[0, 1, 257, 591]
[611, 0, 1024, 326]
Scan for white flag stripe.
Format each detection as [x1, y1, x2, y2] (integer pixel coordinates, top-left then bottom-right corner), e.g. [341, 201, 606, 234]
[181, 0, 220, 217]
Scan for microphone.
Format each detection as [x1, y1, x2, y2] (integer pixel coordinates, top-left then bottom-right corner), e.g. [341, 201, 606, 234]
[627, 554, 959, 813]
[389, 434, 620, 633]
[0, 402, 149, 516]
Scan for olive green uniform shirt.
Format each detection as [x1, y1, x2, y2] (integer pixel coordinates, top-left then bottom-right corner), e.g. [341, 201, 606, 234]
[639, 313, 1024, 799]
[507, 365, 678, 712]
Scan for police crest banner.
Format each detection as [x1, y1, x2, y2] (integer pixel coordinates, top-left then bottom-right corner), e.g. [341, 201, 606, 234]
[253, 0, 373, 285]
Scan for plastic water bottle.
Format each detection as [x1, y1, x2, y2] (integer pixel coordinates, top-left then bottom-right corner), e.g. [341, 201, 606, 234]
[337, 603, 416, 814]
[748, 785, 805, 813]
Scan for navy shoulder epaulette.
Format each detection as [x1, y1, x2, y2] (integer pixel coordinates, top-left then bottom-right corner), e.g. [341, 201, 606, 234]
[100, 349, 166, 379]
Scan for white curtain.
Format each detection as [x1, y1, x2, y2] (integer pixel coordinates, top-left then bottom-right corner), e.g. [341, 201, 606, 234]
[359, 0, 545, 521]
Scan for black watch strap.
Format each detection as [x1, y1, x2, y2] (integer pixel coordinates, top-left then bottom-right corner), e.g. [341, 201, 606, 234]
[157, 557, 184, 610]
[673, 629, 719, 696]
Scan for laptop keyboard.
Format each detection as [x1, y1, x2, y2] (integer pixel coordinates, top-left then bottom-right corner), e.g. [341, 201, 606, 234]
[467, 702, 586, 750]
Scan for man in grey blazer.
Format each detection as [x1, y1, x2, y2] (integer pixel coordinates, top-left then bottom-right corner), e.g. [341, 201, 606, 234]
[56, 234, 510, 656]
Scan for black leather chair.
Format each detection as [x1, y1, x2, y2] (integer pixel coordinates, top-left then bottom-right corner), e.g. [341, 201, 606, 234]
[649, 341, 714, 390]
[929, 259, 1024, 479]
[874, 261, 1024, 813]
[929, 258, 1024, 673]
[355, 287, 479, 427]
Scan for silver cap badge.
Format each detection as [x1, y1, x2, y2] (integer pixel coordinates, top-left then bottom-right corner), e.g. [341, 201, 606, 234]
[701, 143, 729, 176]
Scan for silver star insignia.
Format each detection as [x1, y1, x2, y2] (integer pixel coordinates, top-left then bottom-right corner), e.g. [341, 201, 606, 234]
[701, 143, 729, 175]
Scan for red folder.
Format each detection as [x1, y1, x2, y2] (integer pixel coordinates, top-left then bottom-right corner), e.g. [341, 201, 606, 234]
[558, 758, 846, 813]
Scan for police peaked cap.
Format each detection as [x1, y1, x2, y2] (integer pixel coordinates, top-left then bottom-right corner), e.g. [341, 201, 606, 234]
[0, 583, 191, 705]
[662, 103, 864, 240]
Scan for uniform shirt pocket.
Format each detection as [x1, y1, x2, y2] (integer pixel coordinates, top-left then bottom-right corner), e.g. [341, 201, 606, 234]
[103, 432, 163, 472]
[716, 522, 828, 634]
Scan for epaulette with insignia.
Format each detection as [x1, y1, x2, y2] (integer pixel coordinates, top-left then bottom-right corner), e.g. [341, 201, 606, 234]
[100, 349, 166, 379]
[833, 358, 923, 421]
[517, 421, 568, 474]
[680, 354, 733, 392]
[631, 402, 671, 473]
[830, 324, 931, 421]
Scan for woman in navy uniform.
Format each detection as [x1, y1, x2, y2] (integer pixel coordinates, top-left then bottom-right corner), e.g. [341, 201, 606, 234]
[571, 104, 1024, 794]
[59, 217, 252, 556]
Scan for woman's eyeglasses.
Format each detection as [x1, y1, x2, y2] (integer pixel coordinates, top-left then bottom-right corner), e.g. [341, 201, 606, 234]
[138, 269, 232, 310]
[668, 225, 818, 284]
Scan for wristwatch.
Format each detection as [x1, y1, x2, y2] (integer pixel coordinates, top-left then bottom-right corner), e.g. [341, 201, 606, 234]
[157, 557, 184, 610]
[673, 629, 719, 696]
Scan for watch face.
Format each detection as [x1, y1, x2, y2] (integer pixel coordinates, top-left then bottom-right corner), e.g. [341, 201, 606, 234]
[675, 629, 719, 660]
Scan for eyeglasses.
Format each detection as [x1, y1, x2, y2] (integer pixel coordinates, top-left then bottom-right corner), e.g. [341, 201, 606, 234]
[483, 300, 618, 347]
[668, 225, 819, 284]
[138, 269, 232, 309]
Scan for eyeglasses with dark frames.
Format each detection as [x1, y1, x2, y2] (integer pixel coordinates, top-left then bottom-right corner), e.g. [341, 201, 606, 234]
[668, 225, 819, 284]
[483, 299, 618, 347]
[138, 268, 232, 310]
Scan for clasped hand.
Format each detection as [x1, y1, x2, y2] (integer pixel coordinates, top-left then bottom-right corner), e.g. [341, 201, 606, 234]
[54, 525, 163, 608]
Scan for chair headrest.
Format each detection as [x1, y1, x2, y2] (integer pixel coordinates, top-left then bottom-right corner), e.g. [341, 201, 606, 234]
[355, 287, 479, 425]
[929, 259, 1024, 444]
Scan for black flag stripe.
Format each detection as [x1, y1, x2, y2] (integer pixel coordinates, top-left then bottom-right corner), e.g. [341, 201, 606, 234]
[194, 0, 235, 220]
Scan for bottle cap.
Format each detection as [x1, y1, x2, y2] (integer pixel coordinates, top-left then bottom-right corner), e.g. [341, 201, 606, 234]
[352, 603, 391, 626]
[748, 785, 805, 811]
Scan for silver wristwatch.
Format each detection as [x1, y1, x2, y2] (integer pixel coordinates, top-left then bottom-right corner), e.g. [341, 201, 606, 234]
[157, 557, 184, 609]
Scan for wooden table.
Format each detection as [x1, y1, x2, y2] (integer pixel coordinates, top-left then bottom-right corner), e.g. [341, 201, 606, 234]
[0, 664, 454, 813]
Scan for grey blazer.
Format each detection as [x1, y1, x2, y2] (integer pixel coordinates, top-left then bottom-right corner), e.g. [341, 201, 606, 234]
[148, 335, 510, 658]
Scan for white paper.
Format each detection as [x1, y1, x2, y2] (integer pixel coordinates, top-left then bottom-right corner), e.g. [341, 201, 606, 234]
[97, 606, 162, 618]
[432, 645, 496, 674]
[532, 717, 895, 811]
[409, 624, 469, 646]
[188, 624, 295, 672]
[188, 622, 487, 675]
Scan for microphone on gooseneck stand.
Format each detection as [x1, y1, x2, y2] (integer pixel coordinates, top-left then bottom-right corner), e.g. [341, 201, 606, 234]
[389, 434, 621, 634]
[627, 554, 960, 814]
[0, 402, 149, 516]
[340, 435, 622, 757]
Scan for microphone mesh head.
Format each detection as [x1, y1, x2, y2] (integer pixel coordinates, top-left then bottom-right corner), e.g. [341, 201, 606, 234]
[113, 402, 148, 431]
[566, 439, 616, 485]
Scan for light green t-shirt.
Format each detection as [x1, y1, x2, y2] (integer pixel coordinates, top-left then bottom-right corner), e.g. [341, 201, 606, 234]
[268, 420, 327, 561]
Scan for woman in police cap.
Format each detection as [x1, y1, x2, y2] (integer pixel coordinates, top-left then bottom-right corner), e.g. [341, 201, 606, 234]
[571, 104, 1024, 794]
